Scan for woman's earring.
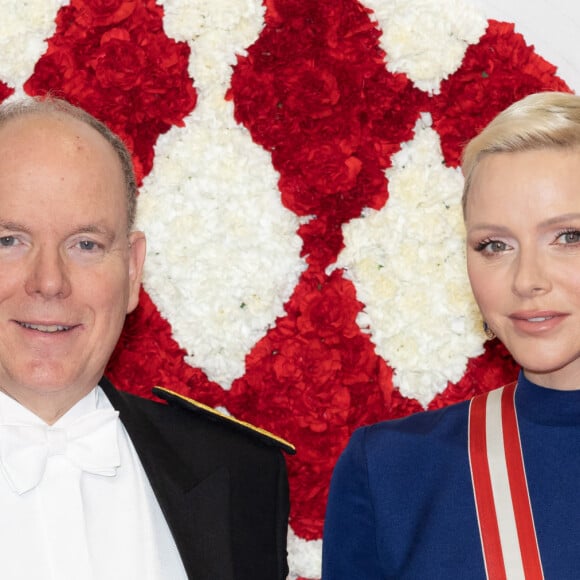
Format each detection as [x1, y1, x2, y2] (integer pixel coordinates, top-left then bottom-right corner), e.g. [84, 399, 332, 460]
[483, 321, 496, 340]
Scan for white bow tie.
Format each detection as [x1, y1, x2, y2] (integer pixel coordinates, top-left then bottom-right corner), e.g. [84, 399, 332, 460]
[0, 409, 121, 494]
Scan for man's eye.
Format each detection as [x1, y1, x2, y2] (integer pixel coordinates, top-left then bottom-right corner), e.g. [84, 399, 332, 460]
[0, 236, 16, 247]
[78, 240, 98, 251]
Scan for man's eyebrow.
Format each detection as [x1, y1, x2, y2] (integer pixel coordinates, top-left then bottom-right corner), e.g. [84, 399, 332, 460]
[0, 220, 31, 234]
[0, 221, 117, 242]
[68, 224, 117, 242]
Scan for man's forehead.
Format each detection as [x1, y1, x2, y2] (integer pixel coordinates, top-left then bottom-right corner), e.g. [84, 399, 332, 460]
[0, 112, 109, 155]
[0, 112, 126, 202]
[0, 106, 132, 232]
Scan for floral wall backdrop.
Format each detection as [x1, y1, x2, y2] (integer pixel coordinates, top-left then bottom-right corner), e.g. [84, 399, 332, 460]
[1, 0, 577, 577]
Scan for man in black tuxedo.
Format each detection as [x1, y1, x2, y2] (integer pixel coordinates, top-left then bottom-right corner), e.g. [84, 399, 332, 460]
[0, 96, 292, 579]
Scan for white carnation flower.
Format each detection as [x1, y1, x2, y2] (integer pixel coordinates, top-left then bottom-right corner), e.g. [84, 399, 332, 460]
[0, 0, 66, 95]
[139, 0, 305, 388]
[364, 0, 487, 93]
[332, 114, 484, 406]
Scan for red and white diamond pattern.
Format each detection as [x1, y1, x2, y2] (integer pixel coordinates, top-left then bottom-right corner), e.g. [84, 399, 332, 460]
[0, 1, 577, 577]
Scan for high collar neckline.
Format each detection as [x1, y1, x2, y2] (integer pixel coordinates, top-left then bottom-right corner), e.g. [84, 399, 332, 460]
[516, 371, 580, 426]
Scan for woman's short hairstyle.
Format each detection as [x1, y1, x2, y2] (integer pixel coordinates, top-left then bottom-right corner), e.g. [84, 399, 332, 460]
[461, 91, 580, 214]
[0, 95, 137, 230]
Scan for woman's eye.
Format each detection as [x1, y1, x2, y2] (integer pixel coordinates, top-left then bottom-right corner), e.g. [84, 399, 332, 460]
[556, 230, 580, 244]
[475, 239, 507, 253]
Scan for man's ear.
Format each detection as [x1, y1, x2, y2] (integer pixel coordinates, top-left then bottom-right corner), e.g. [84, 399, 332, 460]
[126, 231, 146, 314]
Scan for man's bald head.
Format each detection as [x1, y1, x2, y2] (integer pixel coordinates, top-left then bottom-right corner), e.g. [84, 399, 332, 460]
[0, 97, 137, 231]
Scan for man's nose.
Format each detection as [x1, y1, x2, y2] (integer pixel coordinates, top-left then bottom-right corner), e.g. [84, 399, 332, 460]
[24, 246, 72, 299]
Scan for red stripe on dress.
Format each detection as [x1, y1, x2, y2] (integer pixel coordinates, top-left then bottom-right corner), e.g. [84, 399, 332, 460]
[500, 383, 544, 579]
[469, 393, 507, 580]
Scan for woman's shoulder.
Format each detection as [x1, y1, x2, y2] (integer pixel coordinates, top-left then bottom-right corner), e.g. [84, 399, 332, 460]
[349, 397, 472, 462]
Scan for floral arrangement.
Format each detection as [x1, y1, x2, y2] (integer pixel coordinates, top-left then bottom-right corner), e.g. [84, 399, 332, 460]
[0, 0, 571, 577]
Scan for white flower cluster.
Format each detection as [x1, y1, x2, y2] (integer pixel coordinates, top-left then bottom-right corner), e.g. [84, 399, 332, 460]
[140, 0, 305, 388]
[364, 0, 487, 93]
[161, 0, 264, 88]
[287, 528, 323, 580]
[0, 0, 66, 98]
[333, 113, 485, 407]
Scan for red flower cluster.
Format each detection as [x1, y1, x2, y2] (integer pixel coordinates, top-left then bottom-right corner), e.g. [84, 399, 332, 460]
[0, 80, 13, 103]
[107, 289, 225, 406]
[226, 1, 569, 541]
[229, 0, 427, 268]
[228, 270, 396, 538]
[430, 20, 570, 166]
[24, 0, 196, 180]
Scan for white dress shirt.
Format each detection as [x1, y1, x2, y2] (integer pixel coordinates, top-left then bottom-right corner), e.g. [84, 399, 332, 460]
[0, 386, 188, 580]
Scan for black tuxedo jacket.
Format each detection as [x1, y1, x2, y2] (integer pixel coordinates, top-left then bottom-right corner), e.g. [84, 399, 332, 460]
[100, 377, 293, 580]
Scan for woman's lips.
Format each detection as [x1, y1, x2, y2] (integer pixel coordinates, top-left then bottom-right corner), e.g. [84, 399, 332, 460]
[509, 311, 567, 333]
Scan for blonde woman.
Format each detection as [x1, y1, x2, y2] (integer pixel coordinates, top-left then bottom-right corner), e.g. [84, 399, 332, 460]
[323, 92, 580, 579]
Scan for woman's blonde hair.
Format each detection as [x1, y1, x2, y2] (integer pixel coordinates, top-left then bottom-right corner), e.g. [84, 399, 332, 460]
[461, 91, 580, 214]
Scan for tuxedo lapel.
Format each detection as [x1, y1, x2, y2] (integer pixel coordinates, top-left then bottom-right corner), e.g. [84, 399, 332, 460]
[99, 378, 235, 580]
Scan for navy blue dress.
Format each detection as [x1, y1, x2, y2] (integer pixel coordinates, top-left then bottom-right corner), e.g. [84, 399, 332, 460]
[322, 372, 580, 579]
